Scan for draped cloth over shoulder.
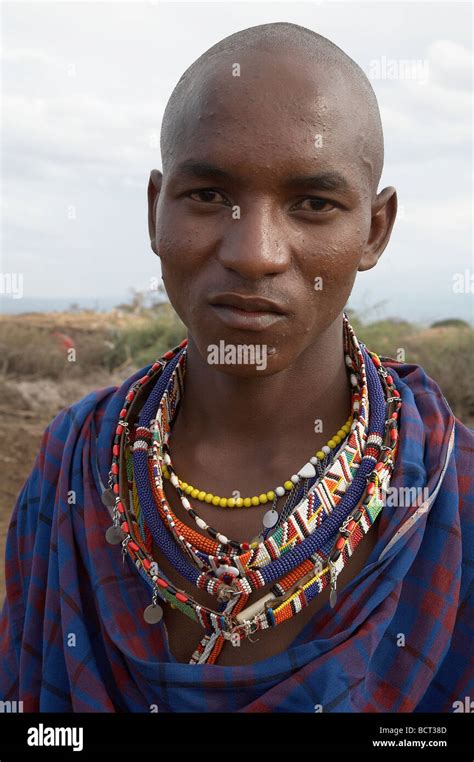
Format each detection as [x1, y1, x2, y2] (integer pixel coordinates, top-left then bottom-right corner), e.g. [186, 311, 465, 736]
[0, 359, 472, 712]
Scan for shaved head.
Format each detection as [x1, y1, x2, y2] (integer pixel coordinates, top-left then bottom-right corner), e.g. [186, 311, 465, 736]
[160, 22, 384, 193]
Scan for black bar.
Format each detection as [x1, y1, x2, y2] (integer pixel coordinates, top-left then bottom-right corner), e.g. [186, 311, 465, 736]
[0, 712, 471, 758]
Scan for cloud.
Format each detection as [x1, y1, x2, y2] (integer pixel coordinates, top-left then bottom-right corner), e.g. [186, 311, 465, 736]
[368, 38, 472, 176]
[2, 47, 165, 182]
[3, 92, 163, 178]
[427, 39, 473, 90]
[2, 48, 62, 66]
[396, 197, 472, 241]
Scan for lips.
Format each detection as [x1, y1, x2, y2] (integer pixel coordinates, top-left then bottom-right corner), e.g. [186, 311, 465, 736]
[208, 293, 287, 332]
[208, 293, 287, 315]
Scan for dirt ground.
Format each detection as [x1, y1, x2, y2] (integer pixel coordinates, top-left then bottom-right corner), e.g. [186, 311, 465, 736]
[0, 370, 129, 602]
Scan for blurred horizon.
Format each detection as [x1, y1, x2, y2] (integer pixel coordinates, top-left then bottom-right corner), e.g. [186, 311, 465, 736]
[1, 293, 472, 327]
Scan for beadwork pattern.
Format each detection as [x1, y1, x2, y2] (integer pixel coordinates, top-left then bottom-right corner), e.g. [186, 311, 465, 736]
[102, 314, 402, 664]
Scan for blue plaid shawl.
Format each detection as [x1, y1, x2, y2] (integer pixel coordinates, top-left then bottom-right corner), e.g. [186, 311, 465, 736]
[1, 357, 472, 712]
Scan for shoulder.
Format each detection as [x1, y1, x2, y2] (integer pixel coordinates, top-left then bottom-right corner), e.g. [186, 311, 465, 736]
[380, 356, 474, 441]
[379, 356, 456, 404]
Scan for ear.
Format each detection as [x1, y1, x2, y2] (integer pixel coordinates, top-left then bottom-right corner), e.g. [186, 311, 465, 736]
[147, 169, 163, 255]
[358, 186, 397, 272]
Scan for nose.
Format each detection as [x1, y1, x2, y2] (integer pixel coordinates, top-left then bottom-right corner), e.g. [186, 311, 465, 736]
[216, 200, 291, 279]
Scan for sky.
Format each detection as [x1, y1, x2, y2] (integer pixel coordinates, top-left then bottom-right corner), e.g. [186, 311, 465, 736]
[1, 0, 473, 324]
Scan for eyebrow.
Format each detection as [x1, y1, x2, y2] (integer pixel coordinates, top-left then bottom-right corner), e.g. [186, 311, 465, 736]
[174, 160, 351, 192]
[285, 171, 350, 192]
[175, 160, 235, 182]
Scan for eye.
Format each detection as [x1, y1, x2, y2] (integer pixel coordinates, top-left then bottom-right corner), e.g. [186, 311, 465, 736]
[188, 189, 229, 205]
[292, 197, 336, 213]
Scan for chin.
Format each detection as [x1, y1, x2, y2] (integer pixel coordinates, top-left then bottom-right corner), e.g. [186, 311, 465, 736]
[192, 327, 299, 378]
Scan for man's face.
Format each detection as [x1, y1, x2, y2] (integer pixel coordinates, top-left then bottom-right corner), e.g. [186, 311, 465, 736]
[150, 50, 394, 375]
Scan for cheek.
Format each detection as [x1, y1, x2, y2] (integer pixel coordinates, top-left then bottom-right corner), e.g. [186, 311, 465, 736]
[156, 231, 201, 292]
[156, 214, 221, 290]
[290, 223, 367, 332]
[156, 200, 221, 259]
[155, 223, 215, 329]
[299, 223, 367, 294]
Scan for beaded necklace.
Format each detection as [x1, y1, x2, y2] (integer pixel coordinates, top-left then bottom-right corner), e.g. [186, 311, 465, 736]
[135, 322, 365, 562]
[147, 315, 363, 543]
[161, 412, 353, 509]
[103, 314, 401, 664]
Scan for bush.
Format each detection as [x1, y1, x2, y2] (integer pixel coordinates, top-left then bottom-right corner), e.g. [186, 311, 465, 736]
[104, 303, 186, 369]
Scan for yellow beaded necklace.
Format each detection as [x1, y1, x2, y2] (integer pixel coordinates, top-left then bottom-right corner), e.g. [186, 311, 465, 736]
[162, 413, 353, 508]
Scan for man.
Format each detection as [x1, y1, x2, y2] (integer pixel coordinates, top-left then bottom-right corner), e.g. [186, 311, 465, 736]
[1, 22, 472, 713]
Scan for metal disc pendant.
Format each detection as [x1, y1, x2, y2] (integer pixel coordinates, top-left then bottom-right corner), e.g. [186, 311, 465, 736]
[143, 604, 164, 624]
[262, 509, 279, 529]
[105, 525, 124, 545]
[330, 589, 337, 608]
[101, 488, 116, 508]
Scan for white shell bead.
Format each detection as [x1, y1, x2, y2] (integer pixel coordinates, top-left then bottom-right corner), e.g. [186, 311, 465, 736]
[276, 486, 285, 497]
[298, 462, 317, 479]
[322, 445, 331, 455]
[215, 565, 239, 578]
[132, 439, 149, 451]
[263, 509, 279, 528]
[217, 534, 229, 545]
[196, 518, 207, 530]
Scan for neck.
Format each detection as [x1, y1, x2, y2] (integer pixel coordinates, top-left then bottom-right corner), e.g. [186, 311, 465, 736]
[172, 313, 352, 461]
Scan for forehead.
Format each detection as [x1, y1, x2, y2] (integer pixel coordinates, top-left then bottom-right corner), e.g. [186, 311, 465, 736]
[165, 49, 372, 190]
